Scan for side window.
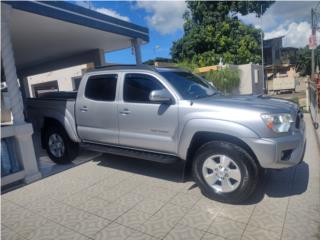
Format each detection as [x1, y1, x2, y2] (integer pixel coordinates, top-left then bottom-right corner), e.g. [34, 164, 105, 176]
[85, 74, 117, 101]
[123, 73, 164, 103]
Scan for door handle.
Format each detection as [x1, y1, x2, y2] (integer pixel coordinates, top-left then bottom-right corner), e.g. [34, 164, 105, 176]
[120, 108, 131, 115]
[80, 106, 88, 112]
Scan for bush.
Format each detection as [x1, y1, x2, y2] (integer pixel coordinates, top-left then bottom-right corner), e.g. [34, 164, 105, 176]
[290, 96, 300, 106]
[204, 68, 240, 94]
[175, 61, 198, 72]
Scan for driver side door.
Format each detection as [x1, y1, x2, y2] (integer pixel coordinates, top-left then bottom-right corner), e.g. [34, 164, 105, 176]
[118, 73, 179, 154]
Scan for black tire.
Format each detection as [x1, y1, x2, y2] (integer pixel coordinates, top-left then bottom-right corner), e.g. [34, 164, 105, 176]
[44, 124, 79, 164]
[192, 141, 260, 204]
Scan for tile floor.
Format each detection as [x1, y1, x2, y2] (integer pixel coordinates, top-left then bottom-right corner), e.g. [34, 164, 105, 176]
[1, 115, 320, 240]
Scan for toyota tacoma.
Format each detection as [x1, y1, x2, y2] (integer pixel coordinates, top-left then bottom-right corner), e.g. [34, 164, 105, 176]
[26, 65, 306, 203]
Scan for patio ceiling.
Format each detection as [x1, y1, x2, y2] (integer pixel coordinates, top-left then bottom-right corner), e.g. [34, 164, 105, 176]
[5, 1, 149, 71]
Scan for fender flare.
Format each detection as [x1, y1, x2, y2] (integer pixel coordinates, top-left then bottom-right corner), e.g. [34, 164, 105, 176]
[178, 118, 259, 159]
[40, 111, 80, 142]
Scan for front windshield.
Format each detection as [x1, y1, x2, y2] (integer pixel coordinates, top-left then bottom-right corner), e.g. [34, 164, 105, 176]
[159, 70, 219, 100]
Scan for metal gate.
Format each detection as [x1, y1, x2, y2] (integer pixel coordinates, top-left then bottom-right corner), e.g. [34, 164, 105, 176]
[309, 80, 319, 129]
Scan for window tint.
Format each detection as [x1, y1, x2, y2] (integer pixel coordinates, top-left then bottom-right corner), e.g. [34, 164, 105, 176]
[85, 74, 117, 101]
[124, 73, 164, 103]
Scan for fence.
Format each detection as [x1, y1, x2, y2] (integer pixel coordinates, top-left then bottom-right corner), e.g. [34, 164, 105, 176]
[309, 81, 319, 129]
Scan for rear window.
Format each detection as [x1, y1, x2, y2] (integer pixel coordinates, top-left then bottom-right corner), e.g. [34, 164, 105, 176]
[85, 74, 117, 101]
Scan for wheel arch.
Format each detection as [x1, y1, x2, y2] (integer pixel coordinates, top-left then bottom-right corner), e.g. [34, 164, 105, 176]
[183, 131, 261, 178]
[41, 117, 79, 148]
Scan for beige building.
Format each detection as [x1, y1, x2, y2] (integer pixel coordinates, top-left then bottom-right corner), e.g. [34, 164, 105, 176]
[27, 64, 91, 97]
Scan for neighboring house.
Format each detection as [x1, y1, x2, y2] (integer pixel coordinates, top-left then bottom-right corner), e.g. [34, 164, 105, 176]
[263, 36, 284, 66]
[27, 64, 91, 97]
[263, 36, 298, 66]
[263, 36, 300, 92]
[281, 47, 298, 65]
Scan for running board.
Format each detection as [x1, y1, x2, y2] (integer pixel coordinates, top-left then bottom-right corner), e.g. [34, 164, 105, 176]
[80, 142, 180, 164]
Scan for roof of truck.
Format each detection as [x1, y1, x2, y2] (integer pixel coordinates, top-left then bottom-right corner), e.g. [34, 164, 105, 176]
[90, 64, 185, 73]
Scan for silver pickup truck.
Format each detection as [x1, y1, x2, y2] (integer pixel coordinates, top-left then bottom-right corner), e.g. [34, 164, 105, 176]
[26, 65, 306, 203]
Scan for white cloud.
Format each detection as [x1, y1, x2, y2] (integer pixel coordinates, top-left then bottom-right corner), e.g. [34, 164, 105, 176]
[237, 2, 319, 48]
[264, 22, 314, 48]
[74, 1, 130, 22]
[95, 8, 130, 22]
[237, 1, 317, 31]
[237, 12, 277, 30]
[136, 1, 187, 35]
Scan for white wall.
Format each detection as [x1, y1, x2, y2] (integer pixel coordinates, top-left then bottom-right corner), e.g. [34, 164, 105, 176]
[229, 64, 264, 95]
[27, 64, 88, 97]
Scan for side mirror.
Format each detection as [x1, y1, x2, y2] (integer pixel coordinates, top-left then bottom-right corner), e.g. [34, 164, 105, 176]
[149, 89, 172, 104]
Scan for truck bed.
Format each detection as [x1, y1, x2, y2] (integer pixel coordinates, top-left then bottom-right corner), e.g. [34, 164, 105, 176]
[37, 91, 77, 100]
[26, 94, 79, 142]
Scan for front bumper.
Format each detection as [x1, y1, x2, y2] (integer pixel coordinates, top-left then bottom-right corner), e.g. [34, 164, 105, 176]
[244, 120, 306, 169]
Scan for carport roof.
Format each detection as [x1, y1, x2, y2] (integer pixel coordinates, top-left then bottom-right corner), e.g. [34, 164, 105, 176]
[4, 1, 149, 71]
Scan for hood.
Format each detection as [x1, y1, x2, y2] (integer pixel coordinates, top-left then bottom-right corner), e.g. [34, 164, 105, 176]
[193, 95, 299, 114]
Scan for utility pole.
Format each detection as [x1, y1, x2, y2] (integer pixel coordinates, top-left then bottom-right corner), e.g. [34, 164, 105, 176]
[306, 8, 315, 111]
[311, 3, 320, 80]
[311, 8, 315, 82]
[308, 4, 319, 125]
[260, 4, 265, 93]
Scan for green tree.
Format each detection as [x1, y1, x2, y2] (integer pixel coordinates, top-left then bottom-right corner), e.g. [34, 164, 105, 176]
[204, 68, 240, 94]
[171, 1, 274, 67]
[143, 57, 172, 65]
[296, 46, 320, 76]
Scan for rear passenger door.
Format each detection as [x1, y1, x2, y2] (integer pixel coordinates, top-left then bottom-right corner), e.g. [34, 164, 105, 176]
[118, 73, 179, 154]
[76, 73, 119, 144]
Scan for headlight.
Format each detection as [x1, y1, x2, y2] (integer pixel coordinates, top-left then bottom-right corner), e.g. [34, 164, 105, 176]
[261, 113, 294, 133]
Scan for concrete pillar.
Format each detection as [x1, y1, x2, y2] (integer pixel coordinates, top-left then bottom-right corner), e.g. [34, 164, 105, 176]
[98, 49, 106, 66]
[1, 3, 41, 184]
[1, 4, 25, 125]
[131, 39, 142, 65]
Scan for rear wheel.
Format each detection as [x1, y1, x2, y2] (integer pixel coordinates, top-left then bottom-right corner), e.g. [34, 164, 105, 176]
[192, 141, 260, 203]
[44, 125, 79, 164]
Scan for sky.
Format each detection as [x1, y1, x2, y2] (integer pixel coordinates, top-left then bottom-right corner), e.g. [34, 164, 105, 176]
[73, 1, 319, 64]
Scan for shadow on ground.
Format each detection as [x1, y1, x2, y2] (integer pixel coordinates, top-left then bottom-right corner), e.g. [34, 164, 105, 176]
[93, 154, 309, 205]
[93, 154, 184, 182]
[246, 161, 309, 204]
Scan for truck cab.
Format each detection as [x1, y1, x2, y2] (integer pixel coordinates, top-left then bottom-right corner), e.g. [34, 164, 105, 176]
[75, 66, 180, 154]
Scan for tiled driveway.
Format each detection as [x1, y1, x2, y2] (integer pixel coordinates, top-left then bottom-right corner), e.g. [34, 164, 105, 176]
[2, 115, 320, 240]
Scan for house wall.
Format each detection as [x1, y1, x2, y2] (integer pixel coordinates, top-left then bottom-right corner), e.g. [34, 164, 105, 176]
[230, 64, 264, 95]
[251, 64, 264, 95]
[27, 64, 89, 97]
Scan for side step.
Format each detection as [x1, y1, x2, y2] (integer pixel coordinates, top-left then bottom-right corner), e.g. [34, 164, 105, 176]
[80, 142, 180, 164]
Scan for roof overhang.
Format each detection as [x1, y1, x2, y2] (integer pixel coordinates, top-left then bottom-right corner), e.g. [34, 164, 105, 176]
[3, 1, 149, 71]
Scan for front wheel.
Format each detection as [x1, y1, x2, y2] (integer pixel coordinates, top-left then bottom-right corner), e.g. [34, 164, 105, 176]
[44, 125, 79, 164]
[192, 141, 260, 204]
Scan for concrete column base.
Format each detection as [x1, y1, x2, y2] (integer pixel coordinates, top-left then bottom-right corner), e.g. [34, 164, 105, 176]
[24, 172, 42, 184]
[14, 123, 42, 183]
[2, 123, 42, 185]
